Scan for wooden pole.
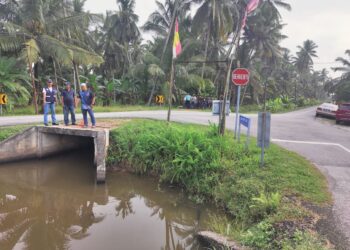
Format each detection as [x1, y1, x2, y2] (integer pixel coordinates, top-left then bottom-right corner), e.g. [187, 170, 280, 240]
[167, 59, 175, 122]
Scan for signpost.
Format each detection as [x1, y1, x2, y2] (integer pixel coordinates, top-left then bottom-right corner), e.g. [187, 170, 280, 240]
[238, 115, 251, 149]
[232, 68, 250, 139]
[257, 112, 271, 167]
[0, 93, 8, 116]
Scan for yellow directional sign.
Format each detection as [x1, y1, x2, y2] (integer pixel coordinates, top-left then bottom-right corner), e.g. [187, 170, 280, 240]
[0, 94, 8, 105]
[155, 95, 164, 104]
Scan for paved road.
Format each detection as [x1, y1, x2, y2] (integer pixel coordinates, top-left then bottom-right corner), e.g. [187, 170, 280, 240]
[1, 108, 350, 243]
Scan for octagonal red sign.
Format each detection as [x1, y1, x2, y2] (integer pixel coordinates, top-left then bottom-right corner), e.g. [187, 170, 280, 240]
[232, 68, 250, 86]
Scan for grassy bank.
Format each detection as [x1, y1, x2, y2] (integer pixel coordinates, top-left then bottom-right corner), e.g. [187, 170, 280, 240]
[107, 120, 332, 249]
[0, 125, 32, 142]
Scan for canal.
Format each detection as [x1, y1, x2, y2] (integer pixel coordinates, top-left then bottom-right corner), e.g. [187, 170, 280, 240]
[0, 150, 222, 250]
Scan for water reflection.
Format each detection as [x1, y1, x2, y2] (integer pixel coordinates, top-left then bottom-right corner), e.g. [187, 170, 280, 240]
[0, 151, 218, 250]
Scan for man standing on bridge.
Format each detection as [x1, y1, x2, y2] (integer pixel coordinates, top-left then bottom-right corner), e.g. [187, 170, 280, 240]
[77, 83, 96, 128]
[43, 79, 59, 126]
[61, 82, 76, 126]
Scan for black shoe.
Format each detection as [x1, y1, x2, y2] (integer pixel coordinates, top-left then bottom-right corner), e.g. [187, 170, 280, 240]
[65, 124, 69, 126]
[44, 123, 49, 126]
[52, 123, 59, 126]
[72, 123, 77, 125]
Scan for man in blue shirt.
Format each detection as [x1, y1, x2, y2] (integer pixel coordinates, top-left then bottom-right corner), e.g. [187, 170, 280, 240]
[43, 79, 59, 126]
[61, 82, 76, 126]
[184, 94, 191, 109]
[77, 83, 96, 128]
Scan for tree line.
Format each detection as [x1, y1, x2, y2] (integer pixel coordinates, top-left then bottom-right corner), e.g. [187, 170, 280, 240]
[0, 0, 349, 113]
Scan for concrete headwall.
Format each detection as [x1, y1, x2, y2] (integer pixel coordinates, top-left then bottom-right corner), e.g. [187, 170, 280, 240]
[0, 126, 109, 183]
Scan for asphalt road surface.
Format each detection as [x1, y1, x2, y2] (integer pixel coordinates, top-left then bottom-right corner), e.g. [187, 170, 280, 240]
[1, 107, 350, 244]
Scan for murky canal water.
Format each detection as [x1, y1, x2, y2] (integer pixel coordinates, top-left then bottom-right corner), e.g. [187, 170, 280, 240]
[0, 150, 221, 250]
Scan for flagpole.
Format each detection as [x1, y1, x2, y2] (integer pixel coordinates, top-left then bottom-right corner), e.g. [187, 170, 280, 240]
[167, 59, 175, 122]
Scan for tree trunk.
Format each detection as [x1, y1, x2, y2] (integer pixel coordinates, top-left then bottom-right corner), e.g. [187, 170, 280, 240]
[219, 60, 233, 135]
[167, 60, 175, 122]
[29, 62, 38, 114]
[147, 78, 157, 106]
[73, 62, 80, 93]
[201, 22, 211, 78]
[52, 59, 61, 105]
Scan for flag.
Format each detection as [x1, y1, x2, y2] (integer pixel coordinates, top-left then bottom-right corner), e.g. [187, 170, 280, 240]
[173, 18, 182, 59]
[241, 0, 260, 29]
[247, 0, 260, 13]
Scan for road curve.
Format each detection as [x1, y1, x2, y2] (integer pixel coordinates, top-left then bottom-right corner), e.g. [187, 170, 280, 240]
[1, 108, 350, 244]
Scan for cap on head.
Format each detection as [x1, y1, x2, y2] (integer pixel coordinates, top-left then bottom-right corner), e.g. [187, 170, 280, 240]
[65, 81, 71, 86]
[47, 79, 53, 84]
[81, 83, 87, 87]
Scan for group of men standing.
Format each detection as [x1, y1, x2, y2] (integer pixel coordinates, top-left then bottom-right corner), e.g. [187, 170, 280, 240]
[43, 79, 96, 128]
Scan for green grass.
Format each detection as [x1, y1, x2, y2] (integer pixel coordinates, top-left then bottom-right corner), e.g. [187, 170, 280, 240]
[0, 125, 32, 142]
[107, 120, 332, 249]
[0, 104, 168, 116]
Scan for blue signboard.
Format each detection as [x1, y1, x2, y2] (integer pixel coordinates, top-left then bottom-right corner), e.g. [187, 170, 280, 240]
[238, 115, 251, 149]
[240, 116, 250, 128]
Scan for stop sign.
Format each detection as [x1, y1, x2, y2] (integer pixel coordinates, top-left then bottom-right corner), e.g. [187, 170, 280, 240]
[232, 68, 250, 86]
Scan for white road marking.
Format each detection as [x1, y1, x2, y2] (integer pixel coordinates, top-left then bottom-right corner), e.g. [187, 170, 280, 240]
[272, 139, 350, 154]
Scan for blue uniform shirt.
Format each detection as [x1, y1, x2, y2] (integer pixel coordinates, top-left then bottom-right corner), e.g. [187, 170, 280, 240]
[78, 90, 94, 110]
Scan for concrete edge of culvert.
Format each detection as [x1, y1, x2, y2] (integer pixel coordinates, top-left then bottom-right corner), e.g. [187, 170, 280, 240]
[196, 231, 244, 250]
[0, 126, 109, 184]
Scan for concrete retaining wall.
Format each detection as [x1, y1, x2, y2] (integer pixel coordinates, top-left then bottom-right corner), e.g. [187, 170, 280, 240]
[0, 126, 109, 183]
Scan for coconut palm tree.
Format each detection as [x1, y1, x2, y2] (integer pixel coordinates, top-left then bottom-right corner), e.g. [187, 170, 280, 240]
[0, 57, 31, 108]
[333, 50, 350, 80]
[292, 40, 318, 100]
[101, 0, 140, 79]
[0, 0, 103, 113]
[192, 0, 238, 78]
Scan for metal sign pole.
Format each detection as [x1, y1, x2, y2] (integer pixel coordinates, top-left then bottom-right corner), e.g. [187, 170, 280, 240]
[234, 85, 241, 139]
[246, 120, 250, 150]
[260, 112, 266, 167]
[238, 116, 241, 143]
[0, 104, 2, 116]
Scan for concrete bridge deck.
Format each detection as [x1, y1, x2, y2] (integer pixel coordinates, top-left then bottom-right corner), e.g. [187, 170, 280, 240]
[0, 125, 109, 183]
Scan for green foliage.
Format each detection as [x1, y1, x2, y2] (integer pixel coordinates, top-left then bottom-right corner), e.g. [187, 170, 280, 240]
[241, 221, 275, 249]
[108, 120, 331, 223]
[0, 125, 32, 142]
[241, 221, 331, 250]
[0, 57, 31, 108]
[250, 192, 281, 220]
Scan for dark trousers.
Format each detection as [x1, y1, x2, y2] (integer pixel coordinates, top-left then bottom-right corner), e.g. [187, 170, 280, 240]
[185, 100, 191, 109]
[82, 108, 96, 126]
[63, 105, 76, 125]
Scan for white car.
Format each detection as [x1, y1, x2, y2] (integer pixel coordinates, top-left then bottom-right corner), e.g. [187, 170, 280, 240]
[316, 103, 338, 118]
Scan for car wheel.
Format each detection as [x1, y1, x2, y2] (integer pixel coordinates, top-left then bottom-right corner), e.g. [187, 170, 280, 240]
[336, 120, 340, 125]
[315, 113, 319, 117]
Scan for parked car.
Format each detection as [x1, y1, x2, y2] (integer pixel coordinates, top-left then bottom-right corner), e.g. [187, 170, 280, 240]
[315, 103, 338, 118]
[336, 103, 350, 124]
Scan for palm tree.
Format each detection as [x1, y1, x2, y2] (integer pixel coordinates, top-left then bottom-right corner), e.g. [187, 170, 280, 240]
[333, 50, 350, 80]
[293, 40, 318, 100]
[294, 40, 318, 74]
[192, 0, 237, 78]
[264, 0, 291, 19]
[0, 0, 103, 113]
[143, 0, 191, 38]
[332, 50, 350, 101]
[101, 0, 140, 79]
[0, 57, 31, 108]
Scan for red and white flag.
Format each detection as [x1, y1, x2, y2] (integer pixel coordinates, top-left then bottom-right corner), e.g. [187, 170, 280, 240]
[247, 0, 260, 13]
[241, 0, 260, 29]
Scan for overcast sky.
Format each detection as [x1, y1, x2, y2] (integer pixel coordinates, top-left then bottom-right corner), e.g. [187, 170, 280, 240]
[85, 0, 350, 77]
